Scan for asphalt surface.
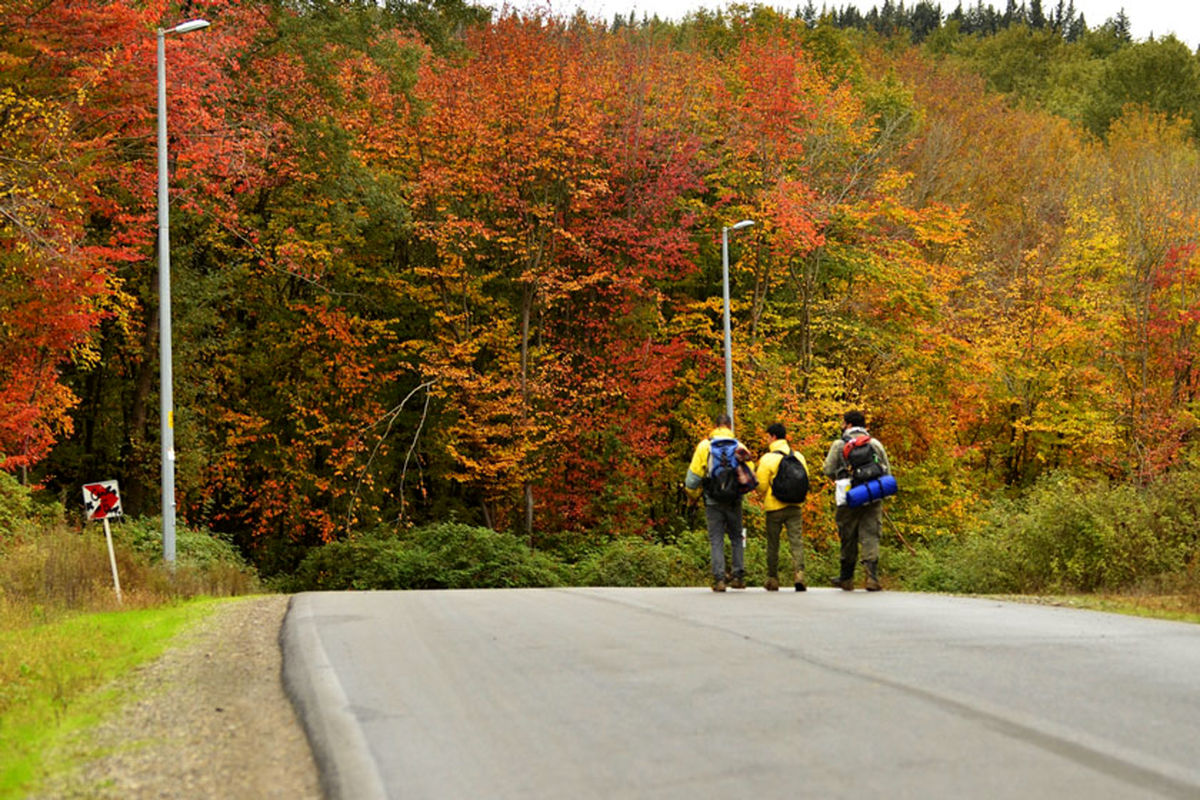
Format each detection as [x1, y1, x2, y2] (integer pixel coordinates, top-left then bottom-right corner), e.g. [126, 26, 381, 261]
[281, 588, 1200, 800]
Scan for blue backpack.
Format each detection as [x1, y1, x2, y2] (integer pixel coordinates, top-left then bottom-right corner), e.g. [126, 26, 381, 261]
[705, 437, 756, 503]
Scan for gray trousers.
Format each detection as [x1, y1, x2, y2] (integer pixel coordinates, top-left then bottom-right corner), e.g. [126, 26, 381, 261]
[834, 501, 883, 576]
[705, 503, 744, 580]
[765, 505, 805, 578]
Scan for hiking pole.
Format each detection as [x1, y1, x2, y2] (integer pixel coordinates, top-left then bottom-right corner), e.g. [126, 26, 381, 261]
[882, 509, 918, 556]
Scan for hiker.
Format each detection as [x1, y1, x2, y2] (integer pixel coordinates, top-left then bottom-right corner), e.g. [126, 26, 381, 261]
[822, 410, 891, 591]
[754, 422, 810, 592]
[684, 413, 754, 592]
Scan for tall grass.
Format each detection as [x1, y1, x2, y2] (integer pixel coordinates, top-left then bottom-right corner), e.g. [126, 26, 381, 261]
[0, 521, 258, 630]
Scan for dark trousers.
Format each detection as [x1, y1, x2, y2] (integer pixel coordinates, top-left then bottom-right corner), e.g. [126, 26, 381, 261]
[705, 503, 744, 581]
[834, 501, 882, 578]
[765, 505, 805, 578]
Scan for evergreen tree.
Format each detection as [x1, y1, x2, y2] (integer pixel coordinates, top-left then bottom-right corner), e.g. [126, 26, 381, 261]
[1003, 0, 1019, 27]
[963, 1, 1001, 35]
[1110, 9, 1131, 43]
[1030, 0, 1045, 29]
[801, 0, 818, 25]
[911, 1, 944, 42]
[1066, 8, 1086, 42]
[839, 4, 867, 29]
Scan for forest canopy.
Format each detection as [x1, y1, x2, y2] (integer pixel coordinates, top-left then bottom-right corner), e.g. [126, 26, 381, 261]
[2, 0, 1198, 578]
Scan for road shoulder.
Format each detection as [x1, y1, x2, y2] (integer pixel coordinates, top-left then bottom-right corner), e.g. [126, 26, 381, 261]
[33, 594, 321, 799]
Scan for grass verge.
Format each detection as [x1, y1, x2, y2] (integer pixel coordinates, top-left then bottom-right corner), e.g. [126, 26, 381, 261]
[0, 597, 224, 799]
[989, 593, 1200, 624]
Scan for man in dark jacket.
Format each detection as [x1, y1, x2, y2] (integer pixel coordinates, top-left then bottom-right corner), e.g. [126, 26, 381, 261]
[822, 410, 891, 591]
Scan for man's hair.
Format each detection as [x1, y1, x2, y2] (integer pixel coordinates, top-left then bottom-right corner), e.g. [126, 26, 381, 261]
[843, 410, 867, 428]
[714, 413, 732, 427]
[767, 422, 787, 439]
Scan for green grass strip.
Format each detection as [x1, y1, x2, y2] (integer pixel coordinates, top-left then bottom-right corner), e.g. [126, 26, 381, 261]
[0, 598, 224, 799]
[996, 593, 1200, 624]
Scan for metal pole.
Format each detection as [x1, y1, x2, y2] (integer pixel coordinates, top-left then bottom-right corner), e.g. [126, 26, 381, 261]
[157, 28, 176, 565]
[721, 226, 735, 434]
[103, 517, 123, 603]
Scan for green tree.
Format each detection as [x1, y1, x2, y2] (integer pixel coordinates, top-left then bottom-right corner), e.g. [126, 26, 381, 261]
[1082, 36, 1200, 140]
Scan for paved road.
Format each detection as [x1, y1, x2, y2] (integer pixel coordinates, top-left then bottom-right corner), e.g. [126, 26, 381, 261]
[281, 588, 1200, 800]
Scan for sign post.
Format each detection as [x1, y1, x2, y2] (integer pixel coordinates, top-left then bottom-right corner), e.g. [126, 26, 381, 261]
[83, 481, 123, 603]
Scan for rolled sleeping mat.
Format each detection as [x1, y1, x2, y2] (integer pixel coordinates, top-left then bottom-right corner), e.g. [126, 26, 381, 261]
[846, 474, 898, 507]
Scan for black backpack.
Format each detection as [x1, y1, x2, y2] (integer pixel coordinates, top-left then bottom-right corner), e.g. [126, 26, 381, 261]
[771, 450, 809, 504]
[705, 437, 755, 503]
[843, 434, 885, 486]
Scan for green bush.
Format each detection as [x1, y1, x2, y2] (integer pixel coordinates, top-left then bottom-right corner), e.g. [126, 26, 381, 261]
[575, 534, 707, 587]
[109, 516, 260, 597]
[0, 472, 64, 545]
[282, 534, 428, 591]
[283, 523, 566, 591]
[896, 470, 1200, 595]
[113, 516, 253, 571]
[1143, 467, 1200, 569]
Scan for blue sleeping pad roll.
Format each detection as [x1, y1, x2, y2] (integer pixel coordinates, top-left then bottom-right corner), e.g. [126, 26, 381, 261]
[845, 474, 898, 507]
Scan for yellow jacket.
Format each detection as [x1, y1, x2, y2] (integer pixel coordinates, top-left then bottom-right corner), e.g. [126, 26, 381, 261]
[755, 439, 808, 511]
[684, 427, 754, 503]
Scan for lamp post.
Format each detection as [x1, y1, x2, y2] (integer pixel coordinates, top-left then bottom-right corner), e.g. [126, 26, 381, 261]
[157, 17, 209, 564]
[721, 219, 755, 435]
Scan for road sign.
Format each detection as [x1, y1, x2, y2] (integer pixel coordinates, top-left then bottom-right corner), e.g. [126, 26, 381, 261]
[82, 480, 123, 603]
[83, 480, 123, 521]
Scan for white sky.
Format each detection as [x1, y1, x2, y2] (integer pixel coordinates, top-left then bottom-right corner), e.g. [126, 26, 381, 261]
[505, 0, 1200, 49]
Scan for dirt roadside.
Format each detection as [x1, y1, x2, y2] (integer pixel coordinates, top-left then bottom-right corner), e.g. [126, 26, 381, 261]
[33, 594, 323, 799]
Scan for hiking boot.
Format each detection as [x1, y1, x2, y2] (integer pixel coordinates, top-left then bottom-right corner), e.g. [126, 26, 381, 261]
[832, 577, 855, 591]
[765, 577, 780, 592]
[712, 580, 727, 592]
[730, 577, 746, 590]
[864, 560, 881, 591]
[794, 571, 807, 592]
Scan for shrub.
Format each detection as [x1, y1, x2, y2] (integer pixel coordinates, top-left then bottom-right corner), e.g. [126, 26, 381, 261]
[283, 523, 566, 591]
[113, 516, 253, 572]
[0, 472, 64, 545]
[111, 516, 260, 598]
[282, 534, 426, 592]
[901, 470, 1200, 595]
[575, 535, 706, 587]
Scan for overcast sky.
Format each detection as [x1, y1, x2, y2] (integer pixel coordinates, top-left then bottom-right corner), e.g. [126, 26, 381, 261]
[501, 0, 1200, 49]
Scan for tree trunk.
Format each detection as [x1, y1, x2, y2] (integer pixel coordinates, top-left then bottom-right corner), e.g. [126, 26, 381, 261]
[122, 299, 159, 516]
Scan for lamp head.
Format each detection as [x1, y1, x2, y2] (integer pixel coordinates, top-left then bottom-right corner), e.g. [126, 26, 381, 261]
[171, 19, 210, 34]
[731, 219, 755, 231]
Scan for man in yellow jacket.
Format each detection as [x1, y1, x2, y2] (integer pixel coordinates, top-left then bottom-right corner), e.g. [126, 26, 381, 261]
[684, 414, 753, 591]
[755, 422, 809, 592]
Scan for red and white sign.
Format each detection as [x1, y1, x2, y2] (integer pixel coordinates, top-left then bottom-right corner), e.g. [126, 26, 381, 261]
[83, 480, 123, 521]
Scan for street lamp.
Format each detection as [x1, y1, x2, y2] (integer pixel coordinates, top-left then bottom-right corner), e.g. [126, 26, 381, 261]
[721, 219, 755, 435]
[157, 17, 209, 564]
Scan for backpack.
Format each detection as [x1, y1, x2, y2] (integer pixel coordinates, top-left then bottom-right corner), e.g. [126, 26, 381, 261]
[771, 450, 809, 504]
[705, 437, 756, 503]
[842, 434, 885, 486]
